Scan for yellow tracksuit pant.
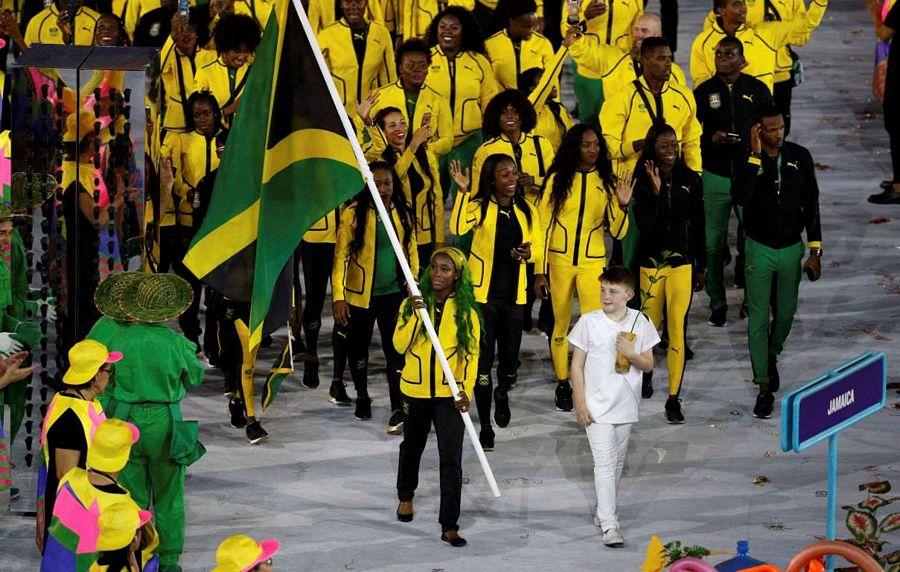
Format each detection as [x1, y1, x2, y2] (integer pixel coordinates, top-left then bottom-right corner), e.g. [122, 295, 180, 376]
[639, 264, 693, 396]
[550, 263, 603, 381]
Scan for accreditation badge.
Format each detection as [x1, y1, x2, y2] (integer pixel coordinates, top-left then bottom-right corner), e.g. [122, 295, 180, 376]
[709, 92, 721, 110]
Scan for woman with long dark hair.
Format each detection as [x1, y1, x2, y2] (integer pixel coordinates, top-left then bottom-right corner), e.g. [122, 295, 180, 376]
[370, 105, 444, 264]
[425, 6, 501, 195]
[535, 123, 632, 411]
[449, 153, 542, 451]
[332, 162, 419, 433]
[394, 246, 480, 547]
[632, 123, 706, 424]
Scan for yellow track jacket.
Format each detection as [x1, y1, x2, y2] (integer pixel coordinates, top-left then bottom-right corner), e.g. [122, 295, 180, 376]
[471, 132, 556, 201]
[485, 29, 556, 92]
[308, 0, 383, 33]
[599, 76, 702, 174]
[690, 0, 828, 91]
[303, 210, 339, 244]
[318, 19, 397, 115]
[161, 129, 220, 228]
[393, 145, 445, 246]
[394, 296, 480, 398]
[425, 47, 502, 146]
[333, 202, 419, 308]
[367, 80, 454, 157]
[398, 0, 474, 39]
[559, 0, 642, 80]
[450, 193, 544, 304]
[537, 169, 629, 273]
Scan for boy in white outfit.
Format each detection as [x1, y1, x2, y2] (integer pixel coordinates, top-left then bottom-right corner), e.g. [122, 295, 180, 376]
[568, 266, 659, 548]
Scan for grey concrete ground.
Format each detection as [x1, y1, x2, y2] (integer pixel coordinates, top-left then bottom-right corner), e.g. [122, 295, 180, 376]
[2, 2, 900, 570]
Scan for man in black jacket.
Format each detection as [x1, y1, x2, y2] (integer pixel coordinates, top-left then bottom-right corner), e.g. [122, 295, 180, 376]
[694, 36, 772, 327]
[732, 104, 821, 419]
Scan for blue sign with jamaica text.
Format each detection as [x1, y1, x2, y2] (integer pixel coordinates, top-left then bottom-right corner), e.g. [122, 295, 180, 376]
[781, 352, 887, 453]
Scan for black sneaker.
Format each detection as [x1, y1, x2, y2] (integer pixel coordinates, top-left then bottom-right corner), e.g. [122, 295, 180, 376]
[245, 420, 268, 444]
[328, 381, 352, 406]
[768, 354, 780, 393]
[641, 371, 653, 399]
[739, 301, 749, 319]
[734, 261, 746, 289]
[302, 360, 320, 389]
[555, 382, 573, 412]
[708, 307, 727, 327]
[867, 189, 900, 204]
[665, 396, 685, 424]
[387, 409, 405, 435]
[493, 386, 511, 428]
[479, 426, 495, 451]
[685, 344, 694, 361]
[753, 391, 775, 419]
[228, 396, 247, 429]
[355, 396, 372, 420]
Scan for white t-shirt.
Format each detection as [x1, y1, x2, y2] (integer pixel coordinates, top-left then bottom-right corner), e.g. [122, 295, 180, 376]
[568, 308, 660, 423]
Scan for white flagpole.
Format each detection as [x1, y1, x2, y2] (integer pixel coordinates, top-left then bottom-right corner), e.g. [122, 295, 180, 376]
[289, 0, 501, 498]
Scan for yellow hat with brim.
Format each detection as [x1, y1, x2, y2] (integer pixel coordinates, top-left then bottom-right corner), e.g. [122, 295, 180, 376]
[62, 339, 123, 385]
[212, 535, 281, 572]
[96, 501, 152, 552]
[87, 419, 140, 473]
[63, 110, 99, 144]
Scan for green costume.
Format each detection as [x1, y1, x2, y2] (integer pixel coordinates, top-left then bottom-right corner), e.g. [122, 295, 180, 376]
[0, 230, 38, 442]
[88, 317, 204, 568]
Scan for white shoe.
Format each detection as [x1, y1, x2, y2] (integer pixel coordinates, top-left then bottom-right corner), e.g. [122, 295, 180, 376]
[601, 527, 624, 548]
[593, 514, 602, 527]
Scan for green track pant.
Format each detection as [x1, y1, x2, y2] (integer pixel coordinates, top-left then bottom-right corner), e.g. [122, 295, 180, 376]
[573, 67, 604, 127]
[703, 170, 734, 311]
[744, 238, 803, 384]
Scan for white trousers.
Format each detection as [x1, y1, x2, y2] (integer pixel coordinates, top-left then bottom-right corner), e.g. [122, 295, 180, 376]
[585, 422, 632, 531]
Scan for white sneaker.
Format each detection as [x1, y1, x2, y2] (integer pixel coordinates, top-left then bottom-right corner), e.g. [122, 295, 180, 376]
[601, 527, 624, 548]
[593, 514, 602, 527]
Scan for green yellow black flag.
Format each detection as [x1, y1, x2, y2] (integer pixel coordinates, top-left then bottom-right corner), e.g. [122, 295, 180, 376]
[183, 0, 363, 352]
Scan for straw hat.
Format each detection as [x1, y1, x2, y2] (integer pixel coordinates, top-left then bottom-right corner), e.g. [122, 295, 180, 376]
[121, 273, 193, 323]
[213, 535, 281, 572]
[96, 501, 152, 552]
[62, 339, 123, 386]
[0, 202, 32, 222]
[63, 110, 99, 144]
[87, 419, 140, 473]
[94, 272, 144, 321]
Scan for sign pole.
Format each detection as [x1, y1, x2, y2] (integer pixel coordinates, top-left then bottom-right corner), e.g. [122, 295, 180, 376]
[826, 434, 838, 572]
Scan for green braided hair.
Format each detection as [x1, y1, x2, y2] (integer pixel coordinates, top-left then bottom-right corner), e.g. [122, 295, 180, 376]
[402, 256, 482, 355]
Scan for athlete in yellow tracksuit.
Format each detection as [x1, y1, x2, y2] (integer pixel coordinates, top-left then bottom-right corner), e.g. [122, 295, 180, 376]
[394, 246, 479, 544]
[397, 0, 474, 40]
[318, 7, 396, 117]
[471, 126, 555, 201]
[449, 154, 543, 448]
[192, 14, 260, 128]
[365, 39, 454, 159]
[519, 44, 574, 152]
[560, 0, 642, 124]
[536, 124, 630, 392]
[690, 0, 828, 93]
[24, 2, 100, 46]
[159, 34, 212, 135]
[484, 2, 555, 93]
[332, 163, 419, 428]
[426, 7, 502, 193]
[308, 0, 383, 34]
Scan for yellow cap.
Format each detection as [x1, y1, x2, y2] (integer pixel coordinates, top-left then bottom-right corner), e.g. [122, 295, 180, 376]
[87, 419, 140, 473]
[63, 110, 98, 143]
[96, 501, 152, 552]
[213, 534, 281, 572]
[62, 339, 123, 386]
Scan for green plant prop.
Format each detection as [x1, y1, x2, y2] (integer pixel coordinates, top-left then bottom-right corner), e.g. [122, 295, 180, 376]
[629, 250, 677, 333]
[839, 479, 900, 571]
[664, 540, 713, 565]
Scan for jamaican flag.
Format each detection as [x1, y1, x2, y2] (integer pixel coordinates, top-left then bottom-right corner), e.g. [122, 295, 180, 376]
[183, 0, 363, 352]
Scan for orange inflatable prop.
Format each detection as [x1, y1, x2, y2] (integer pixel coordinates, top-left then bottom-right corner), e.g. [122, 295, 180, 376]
[786, 541, 882, 572]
